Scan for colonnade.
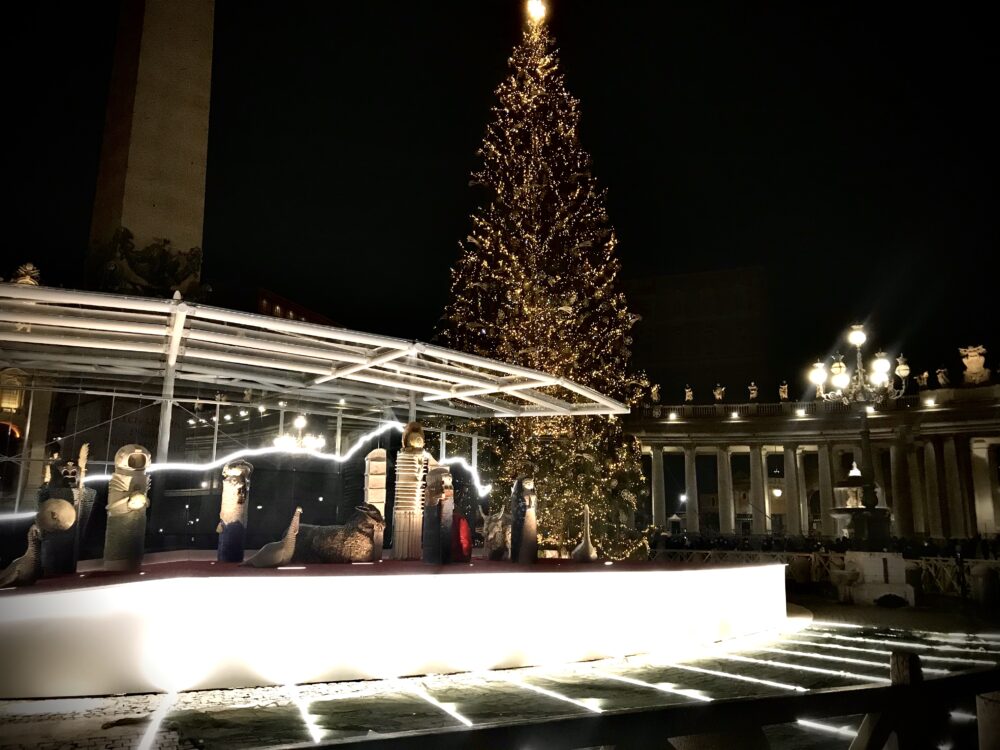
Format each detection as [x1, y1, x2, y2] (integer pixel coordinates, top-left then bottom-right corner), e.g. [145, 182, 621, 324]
[644, 435, 1000, 539]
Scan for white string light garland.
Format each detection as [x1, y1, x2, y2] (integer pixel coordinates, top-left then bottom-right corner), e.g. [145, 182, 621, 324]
[70, 421, 493, 498]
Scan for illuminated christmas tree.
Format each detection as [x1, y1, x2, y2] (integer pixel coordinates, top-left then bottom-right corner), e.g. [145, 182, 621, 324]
[440, 0, 649, 558]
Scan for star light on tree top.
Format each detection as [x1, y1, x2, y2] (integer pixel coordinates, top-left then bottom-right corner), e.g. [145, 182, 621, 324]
[527, 0, 547, 24]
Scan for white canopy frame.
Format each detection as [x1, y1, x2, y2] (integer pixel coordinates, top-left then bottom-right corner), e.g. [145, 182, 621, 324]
[0, 283, 628, 469]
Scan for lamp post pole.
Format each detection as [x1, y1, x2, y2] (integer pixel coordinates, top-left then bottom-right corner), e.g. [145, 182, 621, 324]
[808, 325, 910, 545]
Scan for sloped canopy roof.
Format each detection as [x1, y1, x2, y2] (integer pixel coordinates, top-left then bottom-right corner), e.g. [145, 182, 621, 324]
[0, 283, 628, 420]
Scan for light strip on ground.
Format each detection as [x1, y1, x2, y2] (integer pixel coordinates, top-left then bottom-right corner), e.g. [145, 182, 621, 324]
[796, 718, 858, 738]
[724, 654, 889, 684]
[503, 675, 603, 713]
[591, 670, 712, 702]
[761, 647, 950, 675]
[657, 662, 807, 692]
[410, 685, 473, 727]
[284, 683, 325, 744]
[783, 637, 995, 666]
[803, 631, 1000, 655]
[66, 421, 493, 498]
[136, 692, 176, 750]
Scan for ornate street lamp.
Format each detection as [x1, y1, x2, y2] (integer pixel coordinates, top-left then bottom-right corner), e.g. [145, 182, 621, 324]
[807, 325, 910, 545]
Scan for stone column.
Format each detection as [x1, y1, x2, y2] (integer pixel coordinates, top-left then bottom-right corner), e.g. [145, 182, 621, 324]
[717, 448, 735, 535]
[943, 436, 970, 538]
[818, 443, 836, 537]
[797, 448, 810, 535]
[650, 447, 666, 527]
[783, 445, 801, 536]
[971, 441, 1000, 536]
[924, 440, 945, 539]
[991, 447, 1000, 537]
[684, 445, 700, 533]
[834, 448, 850, 481]
[907, 442, 927, 535]
[890, 442, 914, 538]
[749, 444, 766, 535]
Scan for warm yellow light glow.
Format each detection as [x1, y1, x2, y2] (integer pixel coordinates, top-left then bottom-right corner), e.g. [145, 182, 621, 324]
[293, 415, 307, 431]
[527, 0, 546, 23]
[869, 371, 888, 386]
[808, 362, 828, 386]
[772, 488, 783, 497]
[847, 326, 867, 347]
[795, 408, 807, 418]
[872, 353, 891, 374]
[831, 372, 851, 390]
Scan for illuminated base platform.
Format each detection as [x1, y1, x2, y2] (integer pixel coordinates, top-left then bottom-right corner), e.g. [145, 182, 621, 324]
[0, 561, 787, 699]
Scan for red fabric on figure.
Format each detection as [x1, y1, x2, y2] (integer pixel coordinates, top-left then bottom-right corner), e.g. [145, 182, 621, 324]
[451, 511, 472, 562]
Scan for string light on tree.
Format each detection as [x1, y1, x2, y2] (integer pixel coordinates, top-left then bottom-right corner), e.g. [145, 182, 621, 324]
[439, 0, 650, 558]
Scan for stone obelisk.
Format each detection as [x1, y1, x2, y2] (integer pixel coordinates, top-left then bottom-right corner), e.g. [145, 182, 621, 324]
[88, 0, 214, 294]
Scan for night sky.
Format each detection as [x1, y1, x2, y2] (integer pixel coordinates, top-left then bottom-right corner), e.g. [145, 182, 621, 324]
[10, 1, 997, 392]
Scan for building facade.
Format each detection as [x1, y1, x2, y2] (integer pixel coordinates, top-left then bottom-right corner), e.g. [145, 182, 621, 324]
[627, 386, 1000, 540]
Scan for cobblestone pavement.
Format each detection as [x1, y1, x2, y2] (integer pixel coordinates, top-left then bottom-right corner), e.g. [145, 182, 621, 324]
[1, 618, 996, 750]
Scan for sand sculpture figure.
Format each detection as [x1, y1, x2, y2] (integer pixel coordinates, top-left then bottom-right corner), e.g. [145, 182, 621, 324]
[510, 476, 538, 564]
[393, 422, 429, 560]
[293, 504, 386, 564]
[390, 422, 455, 561]
[0, 525, 42, 588]
[481, 506, 511, 561]
[37, 461, 78, 576]
[242, 507, 301, 568]
[217, 459, 253, 563]
[71, 444, 96, 562]
[571, 504, 598, 562]
[423, 466, 455, 564]
[364, 449, 387, 560]
[103, 444, 151, 572]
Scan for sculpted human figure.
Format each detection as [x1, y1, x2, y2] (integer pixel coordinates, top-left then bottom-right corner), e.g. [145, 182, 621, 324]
[748, 382, 759, 401]
[915, 371, 929, 388]
[37, 459, 78, 576]
[510, 476, 538, 564]
[393, 422, 429, 560]
[778, 381, 789, 401]
[217, 459, 253, 562]
[423, 466, 455, 564]
[103, 444, 151, 572]
[684, 385, 693, 402]
[936, 368, 950, 387]
[713, 384, 726, 402]
[364, 449, 388, 560]
[959, 345, 991, 385]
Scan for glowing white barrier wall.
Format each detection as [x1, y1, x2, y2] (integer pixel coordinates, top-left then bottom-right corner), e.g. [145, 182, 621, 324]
[0, 564, 786, 698]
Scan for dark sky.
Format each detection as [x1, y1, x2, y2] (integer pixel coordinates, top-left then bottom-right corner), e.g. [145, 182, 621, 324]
[9, 1, 997, 388]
